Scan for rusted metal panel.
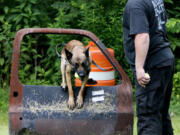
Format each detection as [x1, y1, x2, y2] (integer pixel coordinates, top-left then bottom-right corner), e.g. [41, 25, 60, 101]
[9, 28, 133, 135]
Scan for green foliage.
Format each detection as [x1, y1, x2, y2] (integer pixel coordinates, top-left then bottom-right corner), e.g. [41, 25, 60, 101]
[167, 18, 180, 34]
[164, 0, 173, 4]
[171, 58, 180, 104]
[172, 72, 180, 104]
[166, 18, 180, 51]
[0, 87, 9, 113]
[165, 1, 180, 52]
[0, 17, 14, 87]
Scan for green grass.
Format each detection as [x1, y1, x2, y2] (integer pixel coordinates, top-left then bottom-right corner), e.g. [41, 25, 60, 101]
[0, 87, 9, 135]
[0, 125, 9, 135]
[0, 87, 180, 135]
[0, 112, 9, 135]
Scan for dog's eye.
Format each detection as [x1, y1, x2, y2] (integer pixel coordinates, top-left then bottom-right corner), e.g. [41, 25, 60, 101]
[82, 62, 87, 67]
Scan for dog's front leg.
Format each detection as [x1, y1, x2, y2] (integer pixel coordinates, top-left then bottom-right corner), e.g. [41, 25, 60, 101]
[61, 56, 67, 90]
[77, 75, 89, 108]
[65, 65, 75, 110]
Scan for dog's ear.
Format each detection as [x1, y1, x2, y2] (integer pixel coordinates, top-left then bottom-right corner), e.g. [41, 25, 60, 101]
[65, 48, 72, 61]
[84, 47, 90, 58]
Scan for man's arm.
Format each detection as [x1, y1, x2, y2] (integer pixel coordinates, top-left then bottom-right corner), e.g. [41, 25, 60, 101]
[135, 33, 150, 87]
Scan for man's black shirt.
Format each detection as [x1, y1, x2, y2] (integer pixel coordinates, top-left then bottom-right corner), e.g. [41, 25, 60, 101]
[123, 0, 174, 71]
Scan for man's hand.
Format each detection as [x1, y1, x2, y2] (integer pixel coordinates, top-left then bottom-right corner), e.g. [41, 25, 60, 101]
[136, 68, 150, 87]
[134, 33, 150, 87]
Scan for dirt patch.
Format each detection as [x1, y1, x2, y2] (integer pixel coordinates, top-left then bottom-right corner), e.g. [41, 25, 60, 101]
[85, 92, 116, 113]
[21, 92, 116, 115]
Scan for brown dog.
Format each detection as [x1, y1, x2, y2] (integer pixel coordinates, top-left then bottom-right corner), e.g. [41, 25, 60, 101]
[61, 40, 91, 110]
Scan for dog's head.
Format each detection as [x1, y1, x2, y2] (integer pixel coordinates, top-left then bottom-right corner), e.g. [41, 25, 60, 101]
[65, 47, 91, 81]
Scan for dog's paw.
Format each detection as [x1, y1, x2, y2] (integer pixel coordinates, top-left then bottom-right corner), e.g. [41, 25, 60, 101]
[76, 96, 84, 109]
[67, 97, 75, 110]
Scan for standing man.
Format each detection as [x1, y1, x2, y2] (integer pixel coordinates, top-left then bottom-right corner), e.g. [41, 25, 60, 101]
[123, 0, 174, 135]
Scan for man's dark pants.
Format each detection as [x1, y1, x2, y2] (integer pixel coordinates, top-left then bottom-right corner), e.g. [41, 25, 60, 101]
[135, 63, 174, 135]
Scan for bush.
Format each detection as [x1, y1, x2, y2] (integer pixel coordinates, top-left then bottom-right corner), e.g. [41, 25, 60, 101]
[172, 72, 180, 103]
[0, 87, 9, 113]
